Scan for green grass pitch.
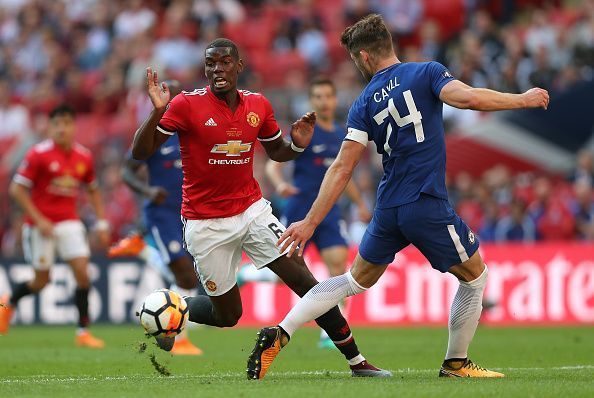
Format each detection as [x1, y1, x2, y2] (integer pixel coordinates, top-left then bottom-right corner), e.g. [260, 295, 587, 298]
[1, 325, 593, 397]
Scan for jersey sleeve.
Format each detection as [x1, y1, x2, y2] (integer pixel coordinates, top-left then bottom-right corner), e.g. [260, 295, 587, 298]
[257, 96, 282, 142]
[157, 94, 190, 136]
[83, 156, 98, 188]
[428, 61, 455, 98]
[345, 96, 371, 146]
[13, 149, 39, 188]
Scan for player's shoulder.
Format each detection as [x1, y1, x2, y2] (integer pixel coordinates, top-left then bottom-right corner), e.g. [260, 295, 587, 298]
[240, 89, 270, 105]
[181, 87, 208, 98]
[30, 139, 55, 154]
[73, 143, 93, 158]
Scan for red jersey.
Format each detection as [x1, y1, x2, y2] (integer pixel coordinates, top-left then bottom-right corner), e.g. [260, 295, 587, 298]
[157, 87, 281, 219]
[14, 139, 96, 224]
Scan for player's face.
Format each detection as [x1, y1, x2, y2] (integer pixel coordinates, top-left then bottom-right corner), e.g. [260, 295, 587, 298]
[49, 114, 76, 148]
[351, 51, 374, 82]
[309, 84, 337, 120]
[204, 47, 243, 96]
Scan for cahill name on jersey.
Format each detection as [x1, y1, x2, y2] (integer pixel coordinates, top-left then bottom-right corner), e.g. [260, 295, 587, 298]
[157, 86, 281, 219]
[345, 61, 455, 208]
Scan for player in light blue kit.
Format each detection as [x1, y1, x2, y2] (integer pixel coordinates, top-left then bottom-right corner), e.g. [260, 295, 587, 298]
[248, 14, 549, 378]
[266, 78, 371, 349]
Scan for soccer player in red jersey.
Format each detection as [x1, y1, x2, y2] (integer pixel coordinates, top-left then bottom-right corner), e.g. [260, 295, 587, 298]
[0, 105, 109, 348]
[132, 38, 390, 379]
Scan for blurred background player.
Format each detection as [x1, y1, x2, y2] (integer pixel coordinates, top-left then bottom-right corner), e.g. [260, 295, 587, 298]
[265, 77, 371, 349]
[109, 80, 203, 355]
[133, 39, 390, 378]
[0, 105, 109, 348]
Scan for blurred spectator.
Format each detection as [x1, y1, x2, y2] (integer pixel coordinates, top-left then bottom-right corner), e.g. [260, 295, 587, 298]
[495, 199, 536, 242]
[372, 0, 423, 37]
[572, 180, 594, 240]
[114, 0, 156, 39]
[0, 79, 31, 139]
[296, 19, 328, 71]
[568, 150, 594, 186]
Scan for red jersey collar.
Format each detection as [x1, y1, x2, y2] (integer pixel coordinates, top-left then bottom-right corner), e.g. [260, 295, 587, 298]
[206, 85, 244, 107]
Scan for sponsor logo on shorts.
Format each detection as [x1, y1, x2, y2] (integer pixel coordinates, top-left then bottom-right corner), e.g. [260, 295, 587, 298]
[205, 280, 217, 292]
[168, 241, 181, 253]
[469, 231, 476, 244]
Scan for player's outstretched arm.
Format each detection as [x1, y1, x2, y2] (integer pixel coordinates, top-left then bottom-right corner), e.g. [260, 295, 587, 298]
[87, 185, 110, 247]
[440, 80, 549, 111]
[278, 140, 366, 256]
[261, 112, 316, 162]
[121, 156, 168, 204]
[132, 67, 171, 160]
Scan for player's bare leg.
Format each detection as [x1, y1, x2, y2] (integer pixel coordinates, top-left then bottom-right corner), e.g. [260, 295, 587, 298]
[439, 251, 503, 378]
[247, 254, 391, 379]
[318, 245, 348, 349]
[168, 256, 203, 355]
[0, 270, 49, 334]
[68, 257, 104, 348]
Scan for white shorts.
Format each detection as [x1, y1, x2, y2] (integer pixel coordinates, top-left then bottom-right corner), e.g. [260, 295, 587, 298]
[22, 220, 90, 270]
[183, 198, 287, 296]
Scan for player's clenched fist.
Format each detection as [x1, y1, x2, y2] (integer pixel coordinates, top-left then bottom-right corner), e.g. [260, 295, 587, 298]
[146, 67, 171, 112]
[290, 111, 316, 149]
[522, 88, 549, 110]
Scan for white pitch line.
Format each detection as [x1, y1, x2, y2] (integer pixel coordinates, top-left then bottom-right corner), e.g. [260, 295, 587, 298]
[1, 365, 593, 384]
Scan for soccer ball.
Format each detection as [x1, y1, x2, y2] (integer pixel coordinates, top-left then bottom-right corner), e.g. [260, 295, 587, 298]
[139, 289, 188, 338]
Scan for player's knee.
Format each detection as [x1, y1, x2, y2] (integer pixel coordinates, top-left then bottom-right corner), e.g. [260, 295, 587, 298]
[31, 273, 50, 290]
[218, 307, 242, 327]
[176, 271, 198, 290]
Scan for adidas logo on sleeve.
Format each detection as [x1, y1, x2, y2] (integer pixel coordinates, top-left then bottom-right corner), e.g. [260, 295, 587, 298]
[205, 118, 218, 126]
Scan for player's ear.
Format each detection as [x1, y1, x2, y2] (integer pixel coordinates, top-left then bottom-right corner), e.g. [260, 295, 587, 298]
[237, 58, 244, 73]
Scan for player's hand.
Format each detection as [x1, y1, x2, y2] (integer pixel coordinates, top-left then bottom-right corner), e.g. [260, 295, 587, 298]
[146, 67, 170, 112]
[277, 218, 317, 257]
[290, 111, 316, 149]
[36, 217, 54, 238]
[148, 186, 169, 205]
[276, 182, 299, 198]
[357, 203, 372, 223]
[522, 88, 549, 109]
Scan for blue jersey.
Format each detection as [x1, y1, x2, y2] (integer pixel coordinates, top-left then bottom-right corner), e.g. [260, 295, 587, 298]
[128, 134, 183, 213]
[346, 61, 454, 208]
[292, 122, 345, 201]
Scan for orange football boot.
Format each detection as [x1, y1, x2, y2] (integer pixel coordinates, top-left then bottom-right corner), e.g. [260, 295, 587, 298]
[0, 294, 14, 335]
[75, 330, 105, 348]
[439, 359, 505, 378]
[108, 234, 146, 258]
[247, 327, 285, 380]
[171, 337, 203, 356]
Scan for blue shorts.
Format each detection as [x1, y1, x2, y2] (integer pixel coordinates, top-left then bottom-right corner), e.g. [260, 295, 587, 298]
[284, 199, 348, 251]
[144, 209, 187, 265]
[359, 194, 479, 272]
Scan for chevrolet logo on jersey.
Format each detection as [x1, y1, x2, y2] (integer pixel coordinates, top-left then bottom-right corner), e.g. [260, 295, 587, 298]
[211, 140, 252, 156]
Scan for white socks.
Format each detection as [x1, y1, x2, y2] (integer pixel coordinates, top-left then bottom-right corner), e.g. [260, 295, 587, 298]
[279, 272, 367, 337]
[445, 267, 488, 360]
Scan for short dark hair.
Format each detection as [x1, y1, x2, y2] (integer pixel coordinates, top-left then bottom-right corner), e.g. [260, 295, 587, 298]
[49, 104, 75, 119]
[308, 77, 336, 97]
[340, 14, 394, 58]
[205, 38, 240, 60]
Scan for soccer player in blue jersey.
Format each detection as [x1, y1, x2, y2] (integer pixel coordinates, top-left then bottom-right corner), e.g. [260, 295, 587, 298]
[248, 14, 549, 378]
[265, 77, 371, 349]
[114, 81, 204, 355]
